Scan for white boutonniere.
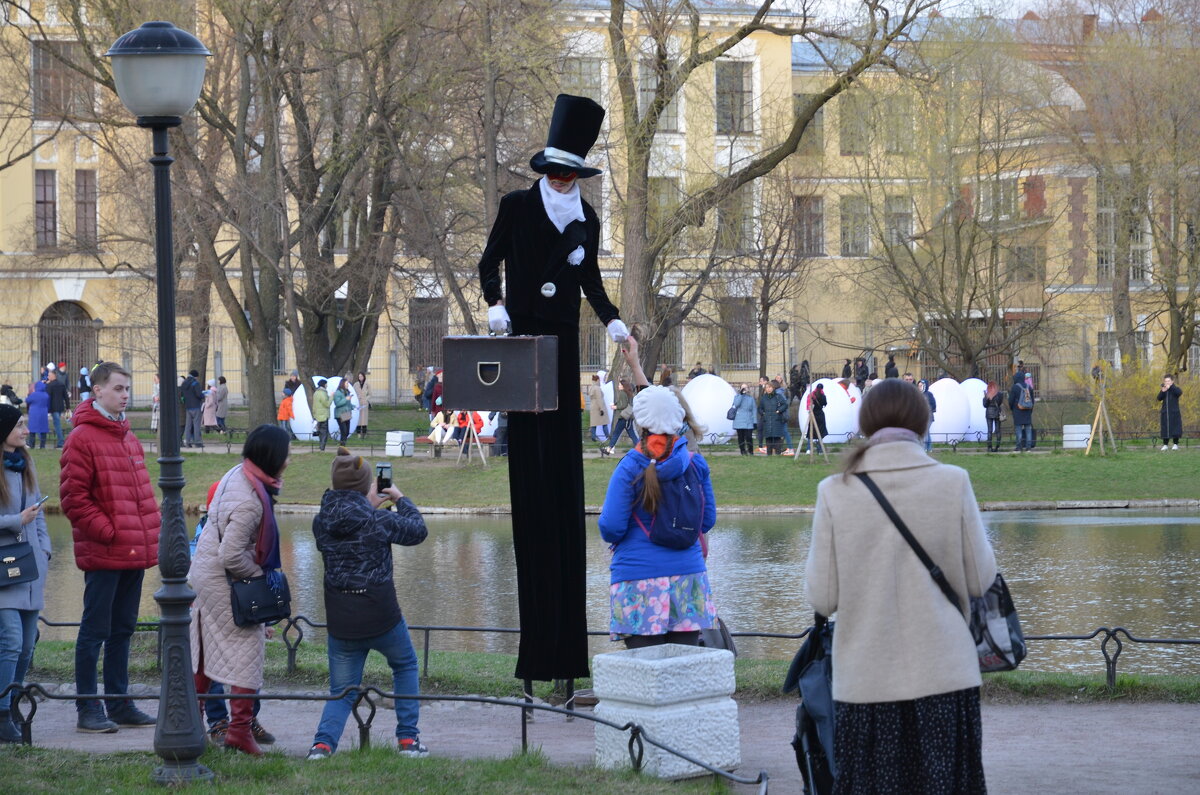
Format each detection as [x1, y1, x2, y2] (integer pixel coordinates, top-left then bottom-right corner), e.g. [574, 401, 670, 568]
[567, 246, 585, 266]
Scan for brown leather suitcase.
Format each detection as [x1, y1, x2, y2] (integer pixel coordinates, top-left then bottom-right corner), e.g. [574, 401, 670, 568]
[441, 335, 559, 412]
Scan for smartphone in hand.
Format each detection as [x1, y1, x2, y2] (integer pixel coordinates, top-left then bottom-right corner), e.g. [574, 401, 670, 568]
[35, 495, 50, 508]
[375, 462, 392, 496]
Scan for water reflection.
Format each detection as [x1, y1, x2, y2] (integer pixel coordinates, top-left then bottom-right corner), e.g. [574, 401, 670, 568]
[39, 510, 1200, 674]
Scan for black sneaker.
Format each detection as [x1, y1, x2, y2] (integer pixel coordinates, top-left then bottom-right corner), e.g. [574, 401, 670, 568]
[77, 708, 118, 734]
[108, 703, 156, 727]
[396, 737, 429, 758]
[307, 742, 333, 760]
[251, 718, 275, 745]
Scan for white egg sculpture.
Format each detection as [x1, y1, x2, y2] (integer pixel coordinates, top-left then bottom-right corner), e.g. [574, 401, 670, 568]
[799, 378, 860, 443]
[959, 378, 989, 443]
[680, 373, 735, 444]
[928, 377, 969, 444]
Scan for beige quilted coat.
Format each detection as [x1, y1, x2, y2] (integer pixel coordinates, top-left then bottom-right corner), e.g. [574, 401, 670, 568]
[189, 465, 270, 689]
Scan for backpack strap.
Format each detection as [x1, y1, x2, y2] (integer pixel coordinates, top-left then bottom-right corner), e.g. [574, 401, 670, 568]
[855, 472, 963, 613]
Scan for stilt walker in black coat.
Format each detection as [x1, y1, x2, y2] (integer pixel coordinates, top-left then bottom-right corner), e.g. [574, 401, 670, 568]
[478, 95, 628, 682]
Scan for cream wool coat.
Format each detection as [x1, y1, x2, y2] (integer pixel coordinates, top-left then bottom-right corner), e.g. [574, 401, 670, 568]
[189, 465, 270, 690]
[805, 440, 996, 704]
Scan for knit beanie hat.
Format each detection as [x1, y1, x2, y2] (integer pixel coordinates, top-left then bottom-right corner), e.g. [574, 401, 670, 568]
[0, 404, 21, 441]
[631, 385, 685, 435]
[330, 446, 372, 494]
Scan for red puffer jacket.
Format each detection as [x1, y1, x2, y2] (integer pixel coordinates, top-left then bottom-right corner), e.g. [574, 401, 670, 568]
[60, 399, 160, 571]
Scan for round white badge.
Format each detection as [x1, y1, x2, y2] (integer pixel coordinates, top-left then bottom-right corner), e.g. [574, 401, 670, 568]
[540, 282, 557, 298]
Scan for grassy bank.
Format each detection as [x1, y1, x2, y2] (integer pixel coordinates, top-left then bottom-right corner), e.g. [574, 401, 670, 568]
[28, 637, 1200, 704]
[27, 445, 1200, 511]
[3, 745, 722, 794]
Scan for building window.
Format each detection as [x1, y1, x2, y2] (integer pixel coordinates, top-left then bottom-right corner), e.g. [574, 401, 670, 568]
[408, 297, 447, 370]
[719, 297, 756, 368]
[32, 40, 93, 120]
[654, 295, 683, 367]
[1008, 245, 1046, 282]
[561, 57, 603, 104]
[1096, 178, 1151, 283]
[580, 305, 607, 369]
[716, 187, 753, 254]
[647, 177, 681, 243]
[885, 195, 913, 245]
[794, 195, 824, 256]
[840, 195, 869, 256]
[35, 169, 57, 248]
[639, 59, 679, 132]
[1097, 329, 1149, 367]
[75, 169, 97, 249]
[715, 60, 752, 135]
[839, 91, 869, 156]
[578, 176, 604, 250]
[273, 327, 288, 375]
[883, 94, 914, 154]
[979, 177, 1018, 222]
[794, 93, 824, 155]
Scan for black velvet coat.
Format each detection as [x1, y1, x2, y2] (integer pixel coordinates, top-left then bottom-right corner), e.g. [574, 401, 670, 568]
[1158, 383, 1183, 440]
[477, 180, 620, 681]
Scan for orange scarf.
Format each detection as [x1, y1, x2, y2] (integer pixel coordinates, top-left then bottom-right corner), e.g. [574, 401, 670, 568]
[636, 433, 675, 461]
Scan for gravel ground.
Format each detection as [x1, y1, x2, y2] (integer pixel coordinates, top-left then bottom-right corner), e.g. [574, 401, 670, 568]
[13, 687, 1200, 793]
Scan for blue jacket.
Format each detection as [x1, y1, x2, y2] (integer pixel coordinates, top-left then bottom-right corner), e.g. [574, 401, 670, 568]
[731, 392, 756, 430]
[26, 382, 50, 434]
[598, 437, 716, 584]
[1008, 373, 1034, 425]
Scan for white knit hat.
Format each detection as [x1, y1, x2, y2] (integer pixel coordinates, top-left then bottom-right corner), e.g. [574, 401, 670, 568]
[632, 385, 685, 435]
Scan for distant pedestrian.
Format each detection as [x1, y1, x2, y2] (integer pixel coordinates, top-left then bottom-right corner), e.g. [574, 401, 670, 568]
[687, 362, 707, 380]
[854, 357, 869, 390]
[731, 384, 757, 455]
[1008, 371, 1035, 452]
[1158, 374, 1183, 451]
[807, 383, 828, 453]
[884, 355, 899, 379]
[313, 380, 332, 451]
[983, 381, 1005, 452]
[25, 382, 50, 448]
[918, 379, 937, 452]
[150, 374, 160, 433]
[841, 359, 852, 379]
[353, 373, 371, 438]
[77, 367, 92, 403]
[180, 370, 205, 448]
[759, 380, 788, 455]
[215, 376, 229, 432]
[489, 411, 509, 456]
[332, 383, 353, 443]
[202, 380, 219, 432]
[277, 388, 296, 439]
[45, 371, 69, 448]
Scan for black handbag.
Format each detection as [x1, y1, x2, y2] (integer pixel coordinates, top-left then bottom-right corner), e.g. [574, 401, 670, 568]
[698, 616, 738, 656]
[0, 535, 38, 587]
[726, 405, 738, 421]
[228, 571, 291, 628]
[855, 473, 1027, 672]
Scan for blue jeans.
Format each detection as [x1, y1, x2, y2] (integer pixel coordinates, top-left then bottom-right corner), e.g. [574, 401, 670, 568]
[609, 418, 639, 447]
[52, 412, 64, 447]
[0, 608, 38, 712]
[75, 568, 144, 710]
[312, 618, 420, 751]
[203, 681, 260, 726]
[1015, 423, 1033, 449]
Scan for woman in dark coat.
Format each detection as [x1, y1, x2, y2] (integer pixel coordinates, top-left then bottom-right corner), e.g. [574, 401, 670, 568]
[477, 95, 627, 683]
[1157, 374, 1183, 450]
[808, 382, 828, 453]
[759, 381, 789, 455]
[982, 381, 1004, 452]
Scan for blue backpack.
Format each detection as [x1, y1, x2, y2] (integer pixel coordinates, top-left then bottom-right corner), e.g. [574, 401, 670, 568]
[633, 453, 706, 550]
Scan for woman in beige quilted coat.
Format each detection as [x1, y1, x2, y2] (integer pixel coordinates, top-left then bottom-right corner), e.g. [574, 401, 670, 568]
[189, 425, 290, 756]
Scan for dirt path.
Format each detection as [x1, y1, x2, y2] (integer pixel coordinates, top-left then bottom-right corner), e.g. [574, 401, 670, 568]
[18, 691, 1200, 792]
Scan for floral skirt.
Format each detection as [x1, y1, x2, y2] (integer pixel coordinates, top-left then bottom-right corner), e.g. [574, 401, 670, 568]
[608, 572, 718, 639]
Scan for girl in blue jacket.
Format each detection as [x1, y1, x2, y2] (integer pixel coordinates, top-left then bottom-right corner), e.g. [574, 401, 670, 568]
[597, 385, 718, 649]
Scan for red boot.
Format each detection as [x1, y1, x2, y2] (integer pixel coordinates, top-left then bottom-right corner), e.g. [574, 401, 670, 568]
[222, 687, 263, 757]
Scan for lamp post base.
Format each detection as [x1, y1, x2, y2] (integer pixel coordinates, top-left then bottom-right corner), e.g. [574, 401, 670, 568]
[152, 761, 215, 785]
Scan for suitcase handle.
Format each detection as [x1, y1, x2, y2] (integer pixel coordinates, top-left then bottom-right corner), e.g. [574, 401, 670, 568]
[477, 362, 501, 386]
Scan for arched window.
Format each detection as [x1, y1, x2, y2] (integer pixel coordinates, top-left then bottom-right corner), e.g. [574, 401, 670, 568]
[38, 302, 99, 392]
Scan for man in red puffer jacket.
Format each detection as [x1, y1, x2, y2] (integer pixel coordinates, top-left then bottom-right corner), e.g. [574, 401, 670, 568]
[60, 362, 160, 733]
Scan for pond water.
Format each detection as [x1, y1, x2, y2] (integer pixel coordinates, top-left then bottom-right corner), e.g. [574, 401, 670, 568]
[37, 509, 1200, 675]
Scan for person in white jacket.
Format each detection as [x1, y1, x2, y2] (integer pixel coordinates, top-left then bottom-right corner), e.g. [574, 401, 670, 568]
[806, 377, 996, 793]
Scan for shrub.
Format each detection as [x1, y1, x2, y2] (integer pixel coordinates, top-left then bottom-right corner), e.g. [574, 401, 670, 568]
[1071, 361, 1199, 438]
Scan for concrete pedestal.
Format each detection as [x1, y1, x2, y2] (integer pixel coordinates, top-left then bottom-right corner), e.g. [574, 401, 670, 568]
[386, 430, 414, 457]
[593, 644, 739, 779]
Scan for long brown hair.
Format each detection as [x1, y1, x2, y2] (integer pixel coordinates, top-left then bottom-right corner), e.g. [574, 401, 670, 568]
[0, 444, 38, 506]
[842, 378, 930, 477]
[635, 429, 671, 515]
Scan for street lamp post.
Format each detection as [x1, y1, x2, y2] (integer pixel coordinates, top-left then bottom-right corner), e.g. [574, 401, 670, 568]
[777, 320, 790, 379]
[105, 22, 212, 785]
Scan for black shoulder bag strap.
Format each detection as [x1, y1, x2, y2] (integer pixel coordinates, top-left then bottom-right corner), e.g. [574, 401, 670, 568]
[854, 472, 963, 613]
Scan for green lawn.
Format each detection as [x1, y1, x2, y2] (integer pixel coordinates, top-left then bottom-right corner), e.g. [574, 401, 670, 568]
[27, 443, 1200, 511]
[3, 745, 725, 794]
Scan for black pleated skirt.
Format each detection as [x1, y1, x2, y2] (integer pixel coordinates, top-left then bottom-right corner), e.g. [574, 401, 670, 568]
[833, 686, 986, 795]
[505, 317, 590, 682]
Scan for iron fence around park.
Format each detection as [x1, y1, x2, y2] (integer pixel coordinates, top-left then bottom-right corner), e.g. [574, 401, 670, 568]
[36, 613, 1200, 690]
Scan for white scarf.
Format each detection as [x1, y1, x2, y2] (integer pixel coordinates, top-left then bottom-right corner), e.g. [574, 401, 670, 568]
[539, 177, 585, 233]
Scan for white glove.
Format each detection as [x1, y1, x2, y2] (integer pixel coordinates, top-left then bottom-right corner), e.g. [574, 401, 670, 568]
[567, 246, 585, 266]
[488, 304, 511, 334]
[607, 319, 629, 343]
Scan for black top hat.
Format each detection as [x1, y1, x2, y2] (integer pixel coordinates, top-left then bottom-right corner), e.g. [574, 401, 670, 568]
[529, 94, 605, 179]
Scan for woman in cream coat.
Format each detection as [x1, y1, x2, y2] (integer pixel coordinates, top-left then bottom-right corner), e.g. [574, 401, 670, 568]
[806, 377, 996, 794]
